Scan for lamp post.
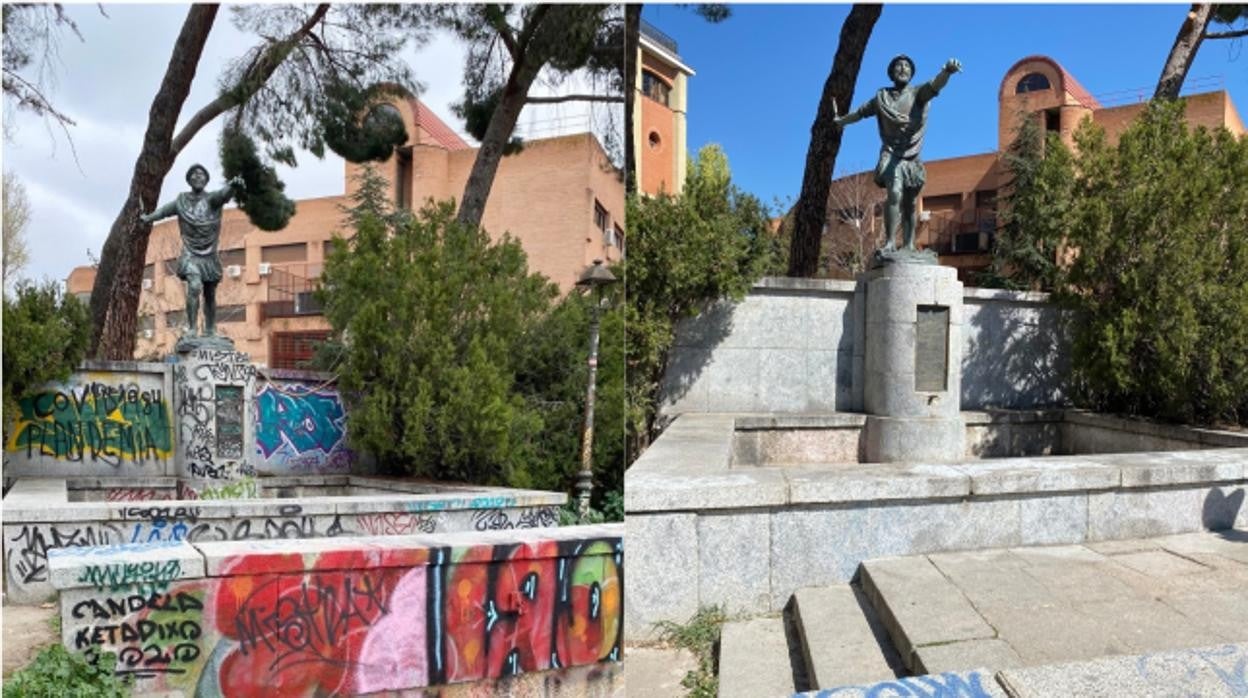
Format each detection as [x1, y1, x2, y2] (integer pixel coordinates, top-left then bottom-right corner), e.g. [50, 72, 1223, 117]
[575, 259, 617, 523]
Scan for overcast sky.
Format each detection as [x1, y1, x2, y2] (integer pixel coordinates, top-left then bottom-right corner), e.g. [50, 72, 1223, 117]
[3, 4, 613, 287]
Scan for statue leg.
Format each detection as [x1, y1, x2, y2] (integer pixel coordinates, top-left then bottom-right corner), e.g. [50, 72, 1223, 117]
[901, 187, 918, 250]
[882, 176, 903, 252]
[185, 275, 202, 336]
[203, 281, 218, 337]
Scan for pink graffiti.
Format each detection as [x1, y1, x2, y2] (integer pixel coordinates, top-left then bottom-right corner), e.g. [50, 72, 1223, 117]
[104, 488, 171, 502]
[355, 513, 439, 536]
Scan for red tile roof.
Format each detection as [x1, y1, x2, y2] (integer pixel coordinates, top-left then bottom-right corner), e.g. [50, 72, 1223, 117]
[1002, 55, 1102, 110]
[408, 97, 471, 151]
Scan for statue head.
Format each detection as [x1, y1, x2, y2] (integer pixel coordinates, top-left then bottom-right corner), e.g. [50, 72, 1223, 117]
[887, 55, 914, 86]
[185, 164, 210, 191]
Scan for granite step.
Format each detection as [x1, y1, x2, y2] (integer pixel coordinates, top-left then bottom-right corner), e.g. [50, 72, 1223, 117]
[791, 584, 904, 689]
[859, 555, 999, 674]
[717, 616, 796, 698]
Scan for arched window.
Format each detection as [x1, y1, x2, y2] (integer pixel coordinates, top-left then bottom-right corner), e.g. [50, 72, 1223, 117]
[1016, 72, 1051, 94]
[642, 70, 671, 106]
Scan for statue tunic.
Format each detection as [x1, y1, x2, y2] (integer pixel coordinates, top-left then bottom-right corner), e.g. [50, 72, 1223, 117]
[173, 192, 224, 284]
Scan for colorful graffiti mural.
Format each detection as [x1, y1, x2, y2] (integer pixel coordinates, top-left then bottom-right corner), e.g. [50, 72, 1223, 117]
[254, 382, 353, 474]
[61, 535, 622, 695]
[5, 379, 173, 467]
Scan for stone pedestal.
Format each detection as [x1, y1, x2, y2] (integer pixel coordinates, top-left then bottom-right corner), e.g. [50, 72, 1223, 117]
[862, 262, 964, 462]
[172, 349, 260, 499]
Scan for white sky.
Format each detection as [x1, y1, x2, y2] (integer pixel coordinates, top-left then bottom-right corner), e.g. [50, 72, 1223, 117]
[2, 4, 615, 287]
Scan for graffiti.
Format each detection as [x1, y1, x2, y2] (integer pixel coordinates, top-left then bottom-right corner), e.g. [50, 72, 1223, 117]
[187, 460, 254, 480]
[814, 672, 996, 697]
[72, 590, 203, 620]
[471, 507, 560, 531]
[190, 351, 256, 383]
[1136, 644, 1248, 694]
[6, 524, 119, 584]
[52, 541, 186, 559]
[78, 560, 182, 592]
[6, 380, 173, 466]
[184, 476, 257, 501]
[71, 584, 207, 680]
[405, 495, 519, 513]
[104, 488, 170, 502]
[56, 533, 622, 694]
[356, 512, 441, 536]
[254, 382, 354, 475]
[118, 506, 201, 522]
[184, 514, 346, 543]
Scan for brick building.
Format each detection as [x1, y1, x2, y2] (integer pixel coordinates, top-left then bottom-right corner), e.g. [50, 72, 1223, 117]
[825, 55, 1245, 281]
[635, 19, 694, 196]
[69, 98, 624, 367]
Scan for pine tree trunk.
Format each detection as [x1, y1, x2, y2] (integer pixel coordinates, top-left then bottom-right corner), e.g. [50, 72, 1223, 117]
[90, 6, 218, 359]
[1154, 3, 1212, 100]
[624, 4, 642, 196]
[787, 4, 881, 278]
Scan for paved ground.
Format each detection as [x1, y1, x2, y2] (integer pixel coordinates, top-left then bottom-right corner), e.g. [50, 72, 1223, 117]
[623, 646, 698, 698]
[865, 529, 1248, 674]
[2, 604, 58, 676]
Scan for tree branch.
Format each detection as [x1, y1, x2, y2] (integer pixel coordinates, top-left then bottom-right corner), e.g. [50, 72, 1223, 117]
[170, 3, 329, 155]
[526, 93, 624, 105]
[1205, 27, 1248, 39]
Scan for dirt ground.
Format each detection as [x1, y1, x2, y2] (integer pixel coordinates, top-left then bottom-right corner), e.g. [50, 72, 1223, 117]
[2, 604, 58, 676]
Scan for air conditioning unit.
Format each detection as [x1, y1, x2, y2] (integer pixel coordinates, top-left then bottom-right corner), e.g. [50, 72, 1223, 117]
[141, 278, 153, 290]
[258, 263, 272, 276]
[142, 329, 154, 339]
[226, 264, 242, 278]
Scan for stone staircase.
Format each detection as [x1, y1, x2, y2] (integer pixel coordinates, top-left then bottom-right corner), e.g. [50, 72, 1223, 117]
[717, 582, 905, 697]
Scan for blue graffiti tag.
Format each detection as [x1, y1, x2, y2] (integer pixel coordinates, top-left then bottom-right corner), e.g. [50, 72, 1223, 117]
[254, 384, 347, 457]
[815, 672, 995, 698]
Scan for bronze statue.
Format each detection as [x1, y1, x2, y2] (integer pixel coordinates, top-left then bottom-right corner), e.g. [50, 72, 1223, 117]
[140, 164, 244, 342]
[835, 55, 962, 257]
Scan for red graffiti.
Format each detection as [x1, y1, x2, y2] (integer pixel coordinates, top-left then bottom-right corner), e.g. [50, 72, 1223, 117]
[104, 488, 170, 502]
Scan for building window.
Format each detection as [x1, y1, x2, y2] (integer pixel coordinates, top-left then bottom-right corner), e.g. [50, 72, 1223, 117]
[396, 146, 413, 210]
[642, 70, 671, 106]
[270, 330, 332, 370]
[163, 258, 179, 276]
[165, 310, 186, 329]
[648, 131, 662, 151]
[142, 264, 155, 281]
[216, 304, 246, 323]
[975, 189, 997, 210]
[219, 248, 246, 268]
[1016, 72, 1051, 94]
[137, 315, 155, 332]
[594, 200, 610, 235]
[610, 224, 626, 254]
[261, 242, 307, 265]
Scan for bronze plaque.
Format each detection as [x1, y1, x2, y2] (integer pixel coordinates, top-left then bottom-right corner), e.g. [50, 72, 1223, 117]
[915, 305, 949, 392]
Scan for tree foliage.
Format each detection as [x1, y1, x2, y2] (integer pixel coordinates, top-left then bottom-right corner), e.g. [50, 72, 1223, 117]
[2, 280, 91, 440]
[415, 4, 624, 227]
[979, 113, 1074, 290]
[3, 171, 31, 289]
[1, 3, 83, 136]
[624, 145, 776, 457]
[996, 101, 1248, 424]
[320, 168, 622, 504]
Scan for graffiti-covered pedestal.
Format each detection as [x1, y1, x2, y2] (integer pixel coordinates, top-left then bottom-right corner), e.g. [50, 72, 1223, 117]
[173, 349, 259, 499]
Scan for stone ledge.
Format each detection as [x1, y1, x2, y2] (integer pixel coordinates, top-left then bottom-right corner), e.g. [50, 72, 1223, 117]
[753, 276, 857, 294]
[962, 409, 1065, 425]
[787, 464, 970, 504]
[996, 643, 1248, 697]
[1065, 410, 1248, 448]
[48, 540, 204, 591]
[956, 457, 1121, 495]
[735, 413, 867, 430]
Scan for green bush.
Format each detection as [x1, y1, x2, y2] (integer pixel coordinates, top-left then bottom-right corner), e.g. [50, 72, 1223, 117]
[2, 281, 91, 440]
[624, 145, 776, 459]
[991, 100, 1248, 424]
[3, 645, 130, 698]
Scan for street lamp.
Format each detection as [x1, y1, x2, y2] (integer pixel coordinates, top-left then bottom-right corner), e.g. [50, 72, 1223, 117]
[574, 259, 617, 523]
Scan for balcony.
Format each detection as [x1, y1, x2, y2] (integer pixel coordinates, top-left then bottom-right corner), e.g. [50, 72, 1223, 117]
[259, 263, 324, 322]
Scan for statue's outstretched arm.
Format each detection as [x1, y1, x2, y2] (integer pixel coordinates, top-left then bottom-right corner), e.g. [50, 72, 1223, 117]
[927, 59, 963, 96]
[834, 96, 876, 130]
[209, 176, 246, 208]
[139, 200, 178, 225]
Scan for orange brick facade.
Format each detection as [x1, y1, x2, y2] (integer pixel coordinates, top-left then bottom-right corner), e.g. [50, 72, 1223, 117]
[636, 20, 694, 197]
[827, 55, 1246, 282]
[70, 100, 623, 367]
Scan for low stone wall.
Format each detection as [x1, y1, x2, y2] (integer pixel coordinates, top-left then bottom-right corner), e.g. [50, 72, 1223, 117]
[3, 362, 365, 481]
[50, 525, 622, 696]
[659, 279, 1071, 419]
[4, 477, 564, 604]
[625, 414, 1248, 640]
